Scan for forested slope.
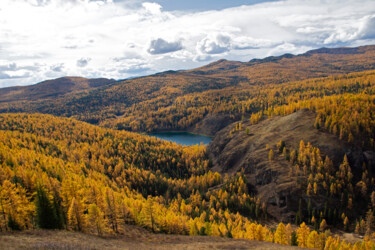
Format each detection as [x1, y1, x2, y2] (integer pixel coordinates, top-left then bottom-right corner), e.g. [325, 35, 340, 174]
[0, 113, 373, 249]
[207, 69, 375, 243]
[0, 77, 114, 102]
[2, 45, 375, 132]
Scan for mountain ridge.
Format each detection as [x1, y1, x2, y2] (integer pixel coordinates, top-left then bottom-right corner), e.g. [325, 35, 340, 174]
[1, 44, 375, 131]
[2, 44, 374, 92]
[0, 76, 114, 102]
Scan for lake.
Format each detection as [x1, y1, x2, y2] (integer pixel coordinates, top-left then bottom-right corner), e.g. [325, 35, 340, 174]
[149, 132, 212, 146]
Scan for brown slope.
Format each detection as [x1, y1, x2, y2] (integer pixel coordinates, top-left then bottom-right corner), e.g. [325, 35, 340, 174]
[208, 109, 367, 221]
[189, 44, 375, 85]
[0, 76, 114, 102]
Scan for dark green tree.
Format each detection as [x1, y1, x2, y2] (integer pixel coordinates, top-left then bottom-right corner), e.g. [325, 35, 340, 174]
[35, 186, 62, 229]
[290, 231, 298, 246]
[7, 215, 21, 230]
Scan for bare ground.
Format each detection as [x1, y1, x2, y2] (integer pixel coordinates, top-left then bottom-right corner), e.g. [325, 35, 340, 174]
[208, 109, 363, 221]
[0, 226, 299, 250]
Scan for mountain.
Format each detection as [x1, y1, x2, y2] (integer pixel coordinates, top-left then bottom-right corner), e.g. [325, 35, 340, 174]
[1, 45, 375, 130]
[0, 76, 114, 102]
[1, 45, 375, 248]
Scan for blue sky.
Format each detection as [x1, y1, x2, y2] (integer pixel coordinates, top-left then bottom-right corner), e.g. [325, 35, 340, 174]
[0, 0, 375, 87]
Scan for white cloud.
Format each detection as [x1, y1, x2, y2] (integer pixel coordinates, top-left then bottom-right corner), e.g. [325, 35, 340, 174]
[76, 57, 91, 67]
[359, 15, 375, 39]
[197, 34, 231, 54]
[147, 38, 183, 54]
[50, 63, 64, 72]
[0, 0, 374, 87]
[142, 2, 162, 15]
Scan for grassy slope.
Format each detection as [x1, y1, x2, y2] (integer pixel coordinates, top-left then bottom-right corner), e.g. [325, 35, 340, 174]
[0, 227, 296, 250]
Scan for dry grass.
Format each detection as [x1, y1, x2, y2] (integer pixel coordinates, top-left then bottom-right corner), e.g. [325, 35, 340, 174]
[0, 225, 298, 250]
[208, 109, 355, 222]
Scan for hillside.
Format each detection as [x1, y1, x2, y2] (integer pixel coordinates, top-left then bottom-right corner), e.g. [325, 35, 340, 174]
[0, 77, 114, 102]
[208, 109, 367, 222]
[203, 65, 375, 230]
[1, 45, 375, 249]
[2, 45, 375, 130]
[0, 113, 371, 249]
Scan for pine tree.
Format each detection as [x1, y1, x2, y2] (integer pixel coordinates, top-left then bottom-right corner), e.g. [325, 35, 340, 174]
[88, 203, 106, 236]
[268, 149, 274, 161]
[67, 197, 85, 231]
[344, 216, 349, 231]
[320, 219, 327, 232]
[313, 182, 318, 195]
[105, 188, 119, 233]
[245, 128, 250, 135]
[7, 215, 21, 231]
[285, 223, 293, 245]
[274, 222, 288, 245]
[307, 230, 319, 248]
[365, 209, 374, 235]
[296, 222, 310, 247]
[290, 231, 298, 246]
[35, 186, 61, 229]
[144, 196, 156, 232]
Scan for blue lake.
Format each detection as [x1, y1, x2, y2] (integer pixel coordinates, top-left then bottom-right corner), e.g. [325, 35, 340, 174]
[149, 132, 212, 146]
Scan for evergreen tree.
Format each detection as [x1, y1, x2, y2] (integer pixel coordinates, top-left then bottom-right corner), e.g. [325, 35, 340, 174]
[67, 197, 85, 232]
[290, 231, 298, 246]
[35, 186, 62, 229]
[274, 223, 287, 245]
[88, 203, 107, 236]
[268, 149, 274, 161]
[7, 215, 21, 231]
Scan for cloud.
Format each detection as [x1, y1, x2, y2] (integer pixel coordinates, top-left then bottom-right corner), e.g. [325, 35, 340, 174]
[0, 63, 18, 71]
[359, 15, 375, 39]
[197, 34, 231, 54]
[63, 45, 78, 49]
[267, 42, 314, 57]
[147, 38, 183, 54]
[194, 54, 213, 62]
[0, 72, 13, 80]
[50, 63, 64, 72]
[76, 58, 91, 67]
[232, 36, 276, 50]
[0, 0, 375, 87]
[142, 2, 162, 15]
[0, 71, 30, 80]
[118, 64, 150, 74]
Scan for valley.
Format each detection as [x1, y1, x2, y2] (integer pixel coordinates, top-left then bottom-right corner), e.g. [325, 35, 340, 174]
[1, 45, 375, 249]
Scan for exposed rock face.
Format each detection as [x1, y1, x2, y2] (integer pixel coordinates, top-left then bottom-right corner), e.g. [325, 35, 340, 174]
[208, 109, 369, 221]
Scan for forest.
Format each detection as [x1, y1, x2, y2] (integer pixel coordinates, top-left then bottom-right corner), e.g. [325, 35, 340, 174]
[1, 46, 375, 249]
[0, 112, 374, 249]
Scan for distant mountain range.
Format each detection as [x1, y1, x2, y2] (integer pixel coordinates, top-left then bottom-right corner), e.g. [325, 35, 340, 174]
[0, 77, 114, 102]
[1, 44, 375, 127]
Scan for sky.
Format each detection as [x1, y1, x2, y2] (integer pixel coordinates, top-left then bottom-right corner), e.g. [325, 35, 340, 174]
[0, 0, 375, 87]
